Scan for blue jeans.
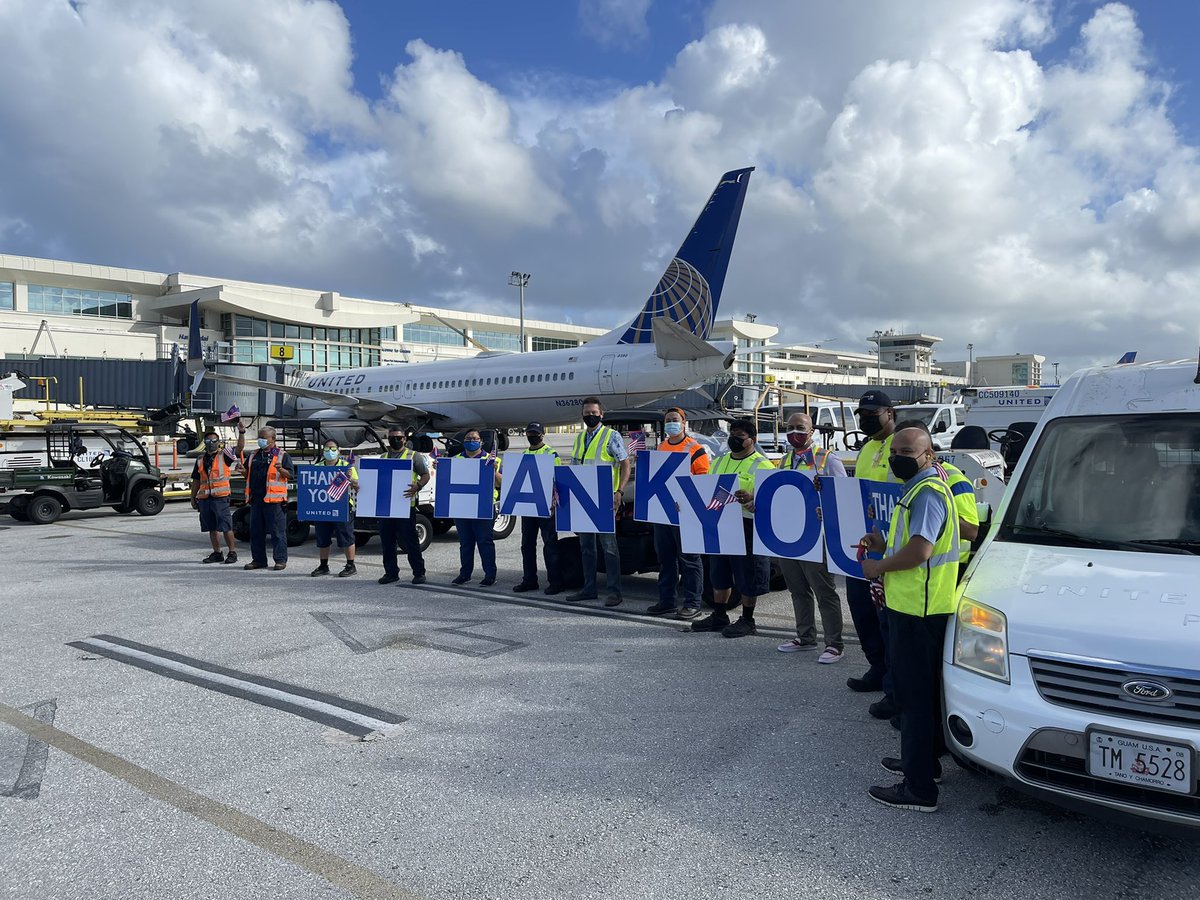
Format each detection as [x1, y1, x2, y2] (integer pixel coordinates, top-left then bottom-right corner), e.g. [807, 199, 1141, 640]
[580, 531, 622, 597]
[455, 518, 496, 579]
[520, 515, 560, 588]
[249, 502, 287, 566]
[653, 523, 702, 609]
[379, 517, 425, 579]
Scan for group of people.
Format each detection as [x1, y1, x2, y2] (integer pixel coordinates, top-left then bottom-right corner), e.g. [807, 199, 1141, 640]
[189, 389, 977, 814]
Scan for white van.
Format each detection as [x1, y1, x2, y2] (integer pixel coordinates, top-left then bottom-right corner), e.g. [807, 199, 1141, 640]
[893, 402, 966, 450]
[943, 360, 1200, 829]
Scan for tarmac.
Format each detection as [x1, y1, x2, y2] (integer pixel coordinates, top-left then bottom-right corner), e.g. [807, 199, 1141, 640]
[1, 504, 1197, 900]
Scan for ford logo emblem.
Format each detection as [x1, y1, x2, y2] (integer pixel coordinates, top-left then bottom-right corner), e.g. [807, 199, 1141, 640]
[1121, 680, 1173, 702]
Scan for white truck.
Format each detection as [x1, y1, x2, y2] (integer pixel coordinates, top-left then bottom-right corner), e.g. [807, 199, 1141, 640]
[943, 359, 1200, 831]
[893, 402, 967, 450]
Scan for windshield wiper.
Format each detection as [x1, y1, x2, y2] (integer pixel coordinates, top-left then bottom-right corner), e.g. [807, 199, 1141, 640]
[1008, 525, 1193, 555]
[1123, 539, 1200, 555]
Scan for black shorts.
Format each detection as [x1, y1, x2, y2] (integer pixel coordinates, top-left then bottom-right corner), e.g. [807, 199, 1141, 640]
[315, 520, 355, 549]
[197, 497, 232, 533]
[708, 518, 770, 597]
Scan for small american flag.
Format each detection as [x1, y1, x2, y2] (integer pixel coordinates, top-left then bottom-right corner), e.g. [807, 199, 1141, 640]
[706, 482, 737, 511]
[326, 470, 351, 502]
[222, 445, 238, 464]
[220, 404, 241, 423]
[626, 430, 646, 454]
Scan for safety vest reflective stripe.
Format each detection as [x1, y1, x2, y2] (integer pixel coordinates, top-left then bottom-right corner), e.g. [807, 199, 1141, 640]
[196, 455, 231, 499]
[782, 447, 830, 473]
[244, 450, 288, 503]
[884, 476, 960, 616]
[573, 426, 619, 490]
[855, 434, 895, 482]
[525, 444, 561, 465]
[712, 451, 774, 517]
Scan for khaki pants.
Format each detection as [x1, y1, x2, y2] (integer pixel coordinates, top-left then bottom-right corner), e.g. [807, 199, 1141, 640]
[778, 557, 844, 649]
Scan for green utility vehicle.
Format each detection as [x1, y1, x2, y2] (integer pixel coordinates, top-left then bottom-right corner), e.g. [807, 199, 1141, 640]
[0, 424, 165, 524]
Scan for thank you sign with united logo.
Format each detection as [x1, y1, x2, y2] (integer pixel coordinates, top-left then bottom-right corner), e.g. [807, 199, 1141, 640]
[297, 464, 351, 523]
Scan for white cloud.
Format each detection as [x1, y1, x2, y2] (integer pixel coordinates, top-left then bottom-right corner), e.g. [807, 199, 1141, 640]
[1, 0, 1199, 377]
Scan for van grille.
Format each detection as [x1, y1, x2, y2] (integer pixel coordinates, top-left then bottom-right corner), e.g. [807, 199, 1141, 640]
[1028, 655, 1200, 727]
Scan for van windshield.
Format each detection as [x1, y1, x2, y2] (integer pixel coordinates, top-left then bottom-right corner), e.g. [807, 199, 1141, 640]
[896, 408, 937, 427]
[999, 413, 1200, 553]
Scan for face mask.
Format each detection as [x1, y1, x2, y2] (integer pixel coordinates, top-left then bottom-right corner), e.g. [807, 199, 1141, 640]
[786, 431, 810, 450]
[204, 439, 218, 451]
[859, 413, 882, 436]
[582, 413, 602, 429]
[463, 440, 482, 454]
[728, 435, 747, 452]
[664, 422, 683, 437]
[257, 438, 269, 450]
[526, 434, 541, 446]
[889, 454, 923, 481]
[388, 437, 405, 450]
[323, 449, 339, 462]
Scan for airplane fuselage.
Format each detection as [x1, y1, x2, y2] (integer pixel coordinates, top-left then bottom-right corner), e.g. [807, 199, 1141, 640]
[292, 341, 736, 428]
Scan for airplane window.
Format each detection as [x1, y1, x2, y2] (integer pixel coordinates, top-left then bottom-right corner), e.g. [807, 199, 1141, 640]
[537, 374, 543, 382]
[552, 373, 558, 381]
[569, 372, 575, 380]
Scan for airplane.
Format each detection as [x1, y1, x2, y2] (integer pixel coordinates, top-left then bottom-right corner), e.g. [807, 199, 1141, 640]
[188, 167, 754, 446]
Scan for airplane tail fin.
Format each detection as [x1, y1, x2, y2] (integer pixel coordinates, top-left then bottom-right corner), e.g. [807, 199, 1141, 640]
[186, 300, 205, 375]
[594, 167, 754, 345]
[1116, 351, 1137, 364]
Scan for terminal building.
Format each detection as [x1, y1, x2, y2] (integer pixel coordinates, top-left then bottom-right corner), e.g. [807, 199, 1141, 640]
[0, 253, 1033, 413]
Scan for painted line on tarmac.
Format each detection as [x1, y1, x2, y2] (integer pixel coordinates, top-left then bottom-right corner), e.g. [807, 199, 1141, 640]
[0, 701, 421, 900]
[0, 699, 56, 799]
[66, 635, 406, 738]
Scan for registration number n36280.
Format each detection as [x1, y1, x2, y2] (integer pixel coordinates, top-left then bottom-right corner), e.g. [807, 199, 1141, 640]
[1088, 731, 1194, 795]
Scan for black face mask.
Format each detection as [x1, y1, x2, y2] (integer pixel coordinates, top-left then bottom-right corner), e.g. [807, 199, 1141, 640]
[388, 437, 405, 450]
[859, 413, 882, 436]
[527, 434, 541, 446]
[727, 435, 748, 452]
[889, 454, 923, 481]
[582, 414, 602, 429]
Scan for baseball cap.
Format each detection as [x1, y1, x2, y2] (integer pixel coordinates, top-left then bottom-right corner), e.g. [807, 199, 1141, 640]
[525, 422, 545, 434]
[856, 389, 894, 412]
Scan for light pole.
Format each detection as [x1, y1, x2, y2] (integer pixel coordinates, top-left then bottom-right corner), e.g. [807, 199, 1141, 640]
[871, 330, 883, 385]
[967, 343, 974, 386]
[509, 271, 530, 352]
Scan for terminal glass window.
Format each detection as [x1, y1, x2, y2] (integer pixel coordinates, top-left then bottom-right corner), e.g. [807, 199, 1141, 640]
[0, 283, 12, 310]
[27, 284, 132, 319]
[531, 336, 578, 352]
[226, 314, 387, 372]
[474, 330, 522, 352]
[381, 326, 397, 341]
[403, 323, 465, 347]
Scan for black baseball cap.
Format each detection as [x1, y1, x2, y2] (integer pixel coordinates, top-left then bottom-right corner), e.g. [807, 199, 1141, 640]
[525, 422, 545, 434]
[856, 390, 894, 412]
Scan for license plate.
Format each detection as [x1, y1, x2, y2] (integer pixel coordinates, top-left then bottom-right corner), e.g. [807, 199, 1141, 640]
[1088, 730, 1194, 795]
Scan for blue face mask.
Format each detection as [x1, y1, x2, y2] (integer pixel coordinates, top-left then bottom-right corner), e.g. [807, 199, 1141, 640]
[463, 440, 482, 454]
[323, 449, 339, 462]
[257, 438, 269, 450]
[664, 422, 683, 437]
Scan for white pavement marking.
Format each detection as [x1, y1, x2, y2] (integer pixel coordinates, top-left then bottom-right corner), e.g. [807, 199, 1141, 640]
[0, 702, 422, 900]
[69, 636, 405, 738]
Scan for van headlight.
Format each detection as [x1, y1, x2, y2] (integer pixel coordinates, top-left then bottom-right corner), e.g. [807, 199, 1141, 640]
[953, 597, 1009, 682]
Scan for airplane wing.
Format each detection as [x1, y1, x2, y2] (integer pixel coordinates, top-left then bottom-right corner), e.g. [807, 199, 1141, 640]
[652, 316, 725, 360]
[184, 300, 434, 423]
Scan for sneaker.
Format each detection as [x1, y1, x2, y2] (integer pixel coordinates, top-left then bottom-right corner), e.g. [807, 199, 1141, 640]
[411, 574, 426, 585]
[818, 646, 845, 664]
[722, 617, 757, 638]
[869, 695, 897, 720]
[451, 574, 471, 586]
[512, 582, 539, 593]
[223, 551, 238, 565]
[645, 601, 676, 616]
[777, 639, 819, 653]
[202, 551, 224, 564]
[338, 562, 357, 577]
[480, 576, 497, 587]
[565, 591, 596, 603]
[271, 562, 287, 571]
[543, 584, 563, 596]
[691, 612, 730, 633]
[310, 564, 330, 577]
[847, 672, 884, 693]
[675, 607, 701, 620]
[378, 573, 400, 585]
[881, 757, 943, 783]
[868, 781, 938, 813]
[603, 594, 623, 607]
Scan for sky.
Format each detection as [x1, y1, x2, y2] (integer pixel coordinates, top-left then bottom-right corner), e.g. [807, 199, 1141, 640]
[3, 0, 1200, 376]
